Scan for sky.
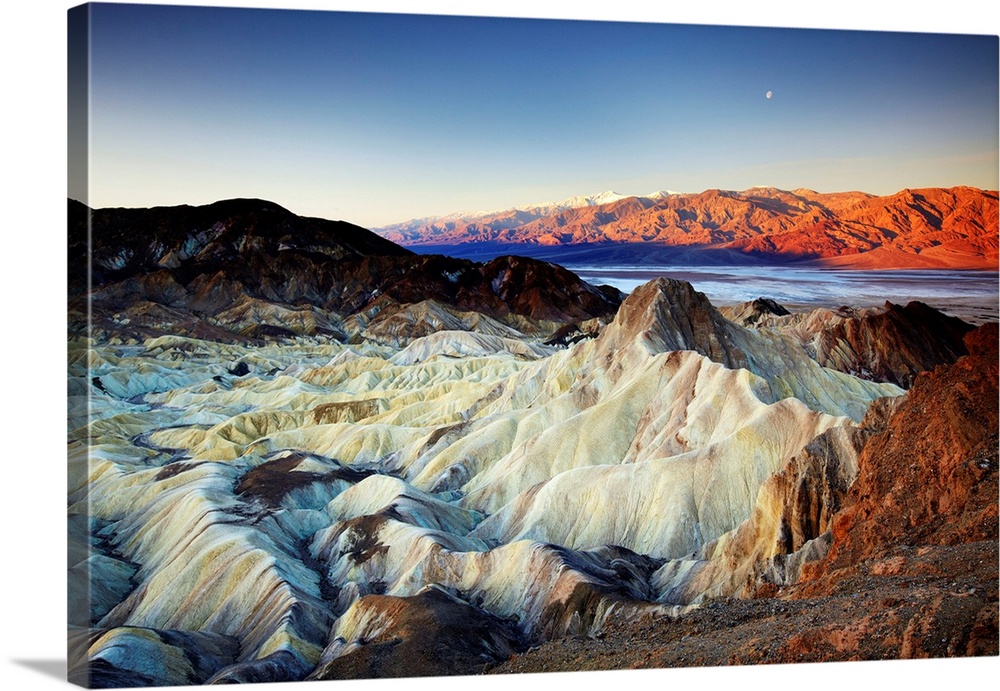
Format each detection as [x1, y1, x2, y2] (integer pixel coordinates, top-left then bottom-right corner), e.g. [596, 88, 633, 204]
[73, 1, 999, 229]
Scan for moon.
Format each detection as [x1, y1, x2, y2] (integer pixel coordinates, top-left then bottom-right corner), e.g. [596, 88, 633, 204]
[765, 90, 773, 99]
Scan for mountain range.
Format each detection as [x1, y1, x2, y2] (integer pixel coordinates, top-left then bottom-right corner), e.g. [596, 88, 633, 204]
[375, 190, 662, 240]
[376, 186, 999, 270]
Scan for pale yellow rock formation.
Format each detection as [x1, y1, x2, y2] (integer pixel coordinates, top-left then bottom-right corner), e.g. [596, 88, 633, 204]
[651, 422, 870, 603]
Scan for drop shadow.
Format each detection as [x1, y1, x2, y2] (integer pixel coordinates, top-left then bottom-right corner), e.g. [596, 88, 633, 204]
[11, 659, 66, 681]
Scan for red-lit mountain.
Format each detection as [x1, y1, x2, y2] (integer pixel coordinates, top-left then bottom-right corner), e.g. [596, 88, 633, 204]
[377, 186, 999, 270]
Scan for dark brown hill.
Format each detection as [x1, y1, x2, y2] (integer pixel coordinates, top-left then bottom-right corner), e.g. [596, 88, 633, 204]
[802, 323, 999, 577]
[812, 300, 975, 388]
[68, 197, 411, 296]
[68, 199, 621, 343]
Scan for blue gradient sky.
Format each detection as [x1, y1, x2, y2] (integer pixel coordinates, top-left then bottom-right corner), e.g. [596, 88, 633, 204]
[78, 1, 999, 228]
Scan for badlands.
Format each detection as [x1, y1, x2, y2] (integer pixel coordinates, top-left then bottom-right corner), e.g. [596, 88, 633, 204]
[68, 199, 997, 686]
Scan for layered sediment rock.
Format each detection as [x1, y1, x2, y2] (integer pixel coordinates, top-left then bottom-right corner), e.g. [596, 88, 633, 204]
[650, 404, 887, 603]
[484, 326, 998, 674]
[811, 301, 973, 387]
[309, 585, 527, 679]
[69, 627, 240, 687]
[720, 297, 790, 327]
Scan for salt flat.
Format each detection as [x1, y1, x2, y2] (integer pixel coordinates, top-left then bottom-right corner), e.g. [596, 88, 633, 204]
[569, 265, 999, 323]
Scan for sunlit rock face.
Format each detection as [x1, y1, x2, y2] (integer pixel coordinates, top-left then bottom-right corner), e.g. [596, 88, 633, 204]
[378, 186, 1000, 270]
[70, 270, 940, 686]
[650, 421, 875, 604]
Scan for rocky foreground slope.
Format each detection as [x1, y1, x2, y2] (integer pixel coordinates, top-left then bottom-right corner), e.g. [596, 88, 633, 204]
[378, 186, 999, 270]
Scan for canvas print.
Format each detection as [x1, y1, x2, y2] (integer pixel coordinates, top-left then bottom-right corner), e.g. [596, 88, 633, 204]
[67, 2, 999, 688]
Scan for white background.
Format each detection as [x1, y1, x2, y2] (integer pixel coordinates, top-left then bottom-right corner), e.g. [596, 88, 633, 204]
[2, 1, 997, 689]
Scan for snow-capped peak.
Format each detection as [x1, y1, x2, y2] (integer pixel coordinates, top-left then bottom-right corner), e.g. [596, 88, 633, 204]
[558, 190, 629, 208]
[511, 190, 628, 214]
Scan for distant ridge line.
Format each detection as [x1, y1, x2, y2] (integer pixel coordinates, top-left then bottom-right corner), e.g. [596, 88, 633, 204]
[374, 186, 999, 271]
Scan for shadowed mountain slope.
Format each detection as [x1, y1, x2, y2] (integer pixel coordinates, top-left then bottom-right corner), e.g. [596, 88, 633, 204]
[68, 198, 622, 344]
